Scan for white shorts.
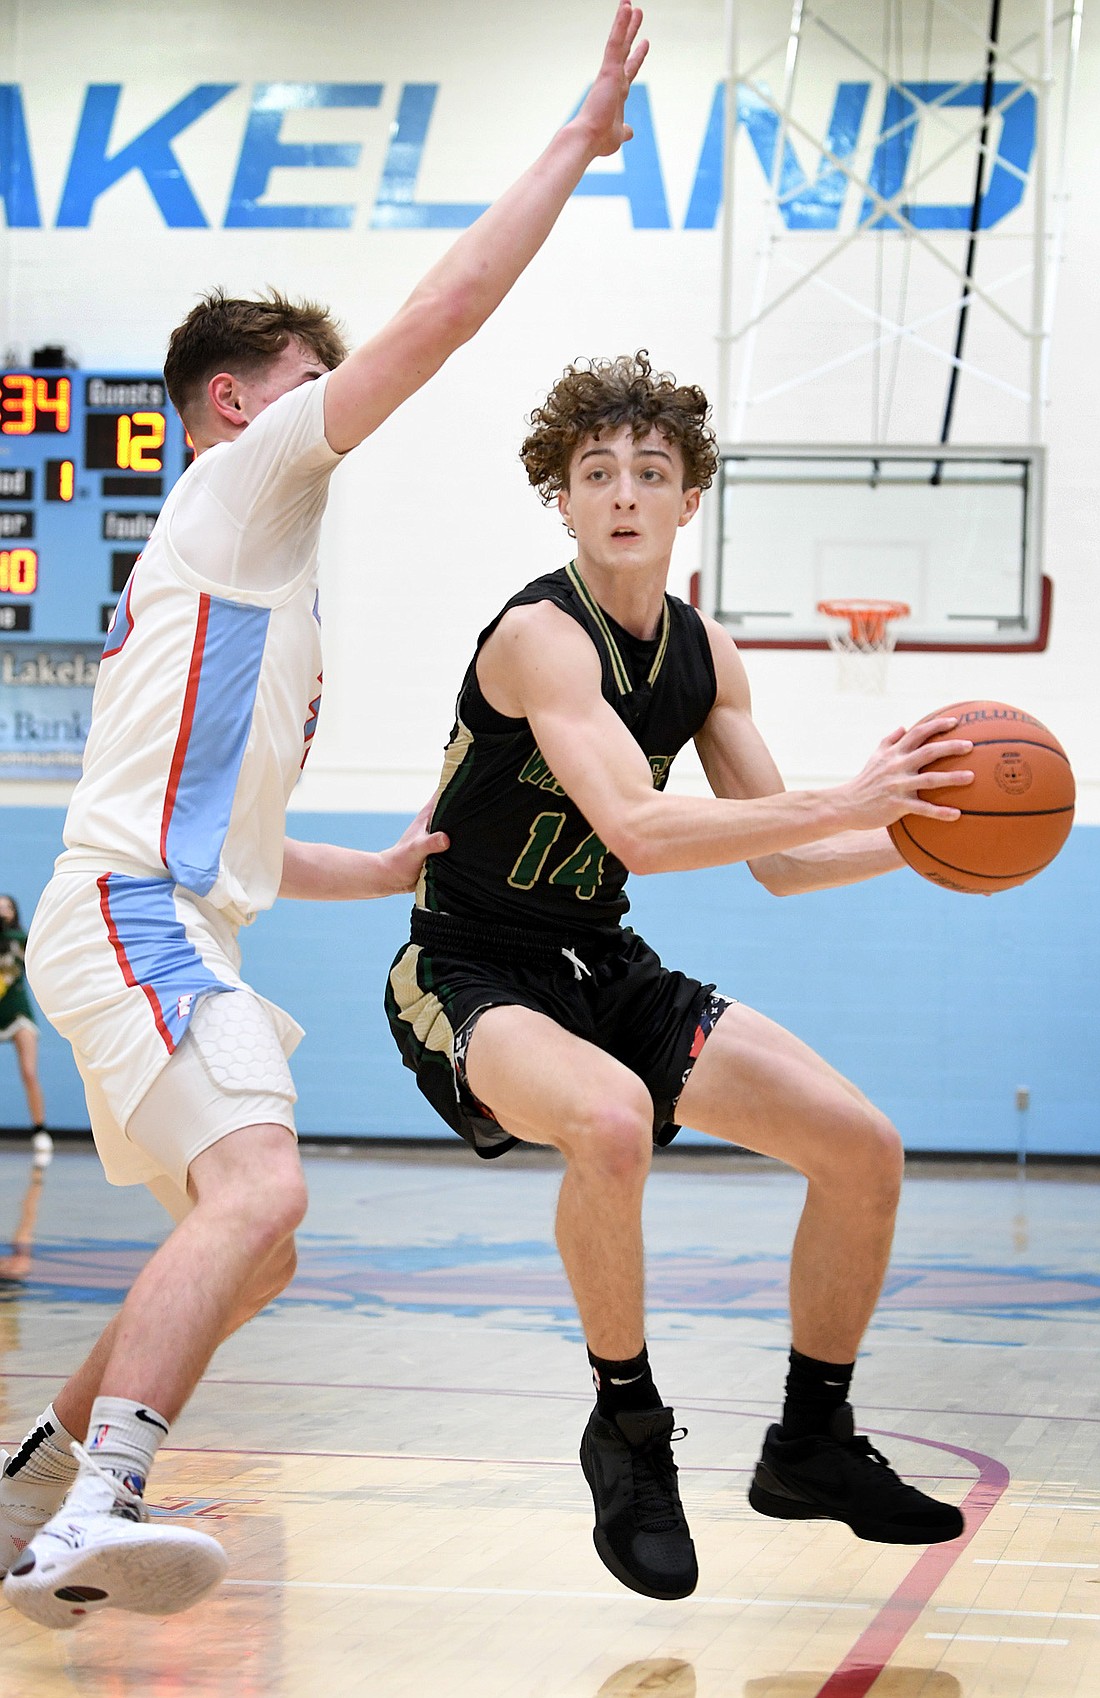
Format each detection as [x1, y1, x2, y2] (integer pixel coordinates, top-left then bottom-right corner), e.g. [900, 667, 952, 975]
[0, 1016, 35, 1042]
[27, 869, 302, 1191]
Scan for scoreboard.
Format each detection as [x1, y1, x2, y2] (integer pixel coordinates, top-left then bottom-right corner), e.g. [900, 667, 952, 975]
[0, 369, 191, 641]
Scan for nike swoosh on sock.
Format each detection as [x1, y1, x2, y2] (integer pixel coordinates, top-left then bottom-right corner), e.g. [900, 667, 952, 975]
[134, 1409, 170, 1435]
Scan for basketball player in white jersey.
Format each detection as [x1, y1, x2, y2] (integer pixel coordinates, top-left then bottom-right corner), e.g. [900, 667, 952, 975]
[0, 1, 648, 1630]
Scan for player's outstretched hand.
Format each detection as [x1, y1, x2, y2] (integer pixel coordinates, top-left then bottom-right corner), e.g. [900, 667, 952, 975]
[376, 801, 450, 897]
[843, 716, 974, 830]
[572, 1, 649, 158]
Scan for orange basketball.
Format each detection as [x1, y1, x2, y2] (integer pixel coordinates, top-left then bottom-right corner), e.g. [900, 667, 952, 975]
[888, 700, 1075, 894]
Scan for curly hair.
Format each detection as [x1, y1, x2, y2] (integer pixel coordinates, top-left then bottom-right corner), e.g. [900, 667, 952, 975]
[520, 352, 718, 502]
[164, 288, 348, 422]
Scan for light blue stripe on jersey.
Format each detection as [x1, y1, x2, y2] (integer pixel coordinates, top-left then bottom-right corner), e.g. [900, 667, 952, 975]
[100, 874, 233, 1052]
[163, 597, 271, 897]
[102, 569, 136, 657]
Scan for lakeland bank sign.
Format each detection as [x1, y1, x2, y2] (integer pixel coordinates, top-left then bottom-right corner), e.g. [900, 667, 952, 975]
[0, 80, 1036, 233]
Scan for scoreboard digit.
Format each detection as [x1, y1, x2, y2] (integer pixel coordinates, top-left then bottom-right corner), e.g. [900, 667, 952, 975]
[0, 370, 191, 641]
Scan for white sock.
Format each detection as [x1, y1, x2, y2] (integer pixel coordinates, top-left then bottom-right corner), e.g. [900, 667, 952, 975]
[85, 1396, 169, 1498]
[3, 1404, 79, 1491]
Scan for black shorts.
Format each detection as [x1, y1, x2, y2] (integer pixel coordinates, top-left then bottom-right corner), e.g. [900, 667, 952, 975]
[385, 911, 732, 1159]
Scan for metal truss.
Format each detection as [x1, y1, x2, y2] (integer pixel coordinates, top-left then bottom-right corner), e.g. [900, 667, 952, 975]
[715, 0, 1084, 445]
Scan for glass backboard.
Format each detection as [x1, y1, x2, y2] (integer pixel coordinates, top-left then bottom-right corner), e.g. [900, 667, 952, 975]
[706, 446, 1048, 651]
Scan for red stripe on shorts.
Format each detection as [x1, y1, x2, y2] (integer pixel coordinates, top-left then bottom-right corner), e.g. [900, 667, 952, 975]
[97, 874, 175, 1054]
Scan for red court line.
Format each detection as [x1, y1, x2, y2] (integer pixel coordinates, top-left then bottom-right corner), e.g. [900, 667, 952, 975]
[815, 1432, 1010, 1698]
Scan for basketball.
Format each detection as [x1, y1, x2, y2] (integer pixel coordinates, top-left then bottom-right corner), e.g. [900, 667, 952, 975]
[888, 700, 1076, 894]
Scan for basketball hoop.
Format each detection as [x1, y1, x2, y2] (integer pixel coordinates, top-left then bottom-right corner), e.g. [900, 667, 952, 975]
[817, 598, 910, 693]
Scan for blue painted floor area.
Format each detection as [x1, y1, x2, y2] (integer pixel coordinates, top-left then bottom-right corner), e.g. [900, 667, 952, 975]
[9, 1203, 1100, 1337]
[2, 1145, 1096, 1420]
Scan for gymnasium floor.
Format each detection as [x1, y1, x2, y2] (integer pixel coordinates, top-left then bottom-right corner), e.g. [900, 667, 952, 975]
[0, 1141, 1096, 1698]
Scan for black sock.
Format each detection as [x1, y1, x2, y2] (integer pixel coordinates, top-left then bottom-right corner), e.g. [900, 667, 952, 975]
[780, 1347, 854, 1439]
[587, 1345, 662, 1420]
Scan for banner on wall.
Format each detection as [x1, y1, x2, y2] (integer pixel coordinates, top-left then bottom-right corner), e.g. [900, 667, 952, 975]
[0, 78, 1037, 234]
[0, 642, 99, 778]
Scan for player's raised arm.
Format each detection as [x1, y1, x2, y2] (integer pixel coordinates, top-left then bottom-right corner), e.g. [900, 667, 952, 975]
[323, 1, 647, 453]
[479, 602, 975, 878]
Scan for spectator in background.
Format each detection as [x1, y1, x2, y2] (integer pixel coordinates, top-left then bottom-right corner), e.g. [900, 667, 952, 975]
[0, 893, 52, 1280]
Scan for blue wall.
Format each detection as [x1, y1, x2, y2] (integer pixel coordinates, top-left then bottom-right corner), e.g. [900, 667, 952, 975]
[3, 807, 1097, 1154]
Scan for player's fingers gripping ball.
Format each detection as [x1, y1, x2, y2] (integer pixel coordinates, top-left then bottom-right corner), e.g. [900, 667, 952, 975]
[31, 1132, 53, 1171]
[889, 700, 1075, 893]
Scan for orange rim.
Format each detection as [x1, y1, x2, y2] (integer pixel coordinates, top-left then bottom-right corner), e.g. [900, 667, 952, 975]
[817, 598, 911, 647]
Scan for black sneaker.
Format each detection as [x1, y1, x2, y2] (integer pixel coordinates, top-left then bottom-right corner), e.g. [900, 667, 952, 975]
[748, 1404, 964, 1545]
[579, 1405, 698, 1600]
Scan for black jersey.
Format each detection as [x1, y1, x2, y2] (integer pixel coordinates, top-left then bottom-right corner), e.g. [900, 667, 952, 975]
[418, 562, 718, 936]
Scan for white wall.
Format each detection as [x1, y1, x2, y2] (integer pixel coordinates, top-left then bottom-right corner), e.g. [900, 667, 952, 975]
[1, 0, 1095, 820]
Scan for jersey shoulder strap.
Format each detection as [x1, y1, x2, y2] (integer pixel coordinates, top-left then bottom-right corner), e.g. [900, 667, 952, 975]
[472, 565, 577, 645]
[460, 565, 610, 733]
[470, 561, 670, 690]
[460, 564, 715, 732]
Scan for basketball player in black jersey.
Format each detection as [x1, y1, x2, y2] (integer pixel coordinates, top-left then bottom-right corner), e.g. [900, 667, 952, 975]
[386, 353, 973, 1601]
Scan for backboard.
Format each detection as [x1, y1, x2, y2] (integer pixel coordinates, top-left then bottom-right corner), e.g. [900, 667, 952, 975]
[704, 444, 1049, 651]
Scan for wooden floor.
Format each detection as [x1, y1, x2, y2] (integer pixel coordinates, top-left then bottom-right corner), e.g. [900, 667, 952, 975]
[0, 1142, 1097, 1697]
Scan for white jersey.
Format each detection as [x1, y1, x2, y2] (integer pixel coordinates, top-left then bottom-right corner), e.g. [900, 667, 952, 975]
[58, 371, 341, 924]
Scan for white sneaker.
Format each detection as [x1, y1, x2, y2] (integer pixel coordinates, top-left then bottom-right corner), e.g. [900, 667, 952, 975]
[2, 1445, 228, 1629]
[0, 1450, 68, 1577]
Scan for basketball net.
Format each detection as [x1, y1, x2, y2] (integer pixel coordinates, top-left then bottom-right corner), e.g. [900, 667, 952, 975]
[817, 598, 910, 694]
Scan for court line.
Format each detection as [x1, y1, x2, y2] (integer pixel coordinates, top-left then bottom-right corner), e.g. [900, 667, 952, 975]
[220, 1578, 874, 1611]
[813, 1433, 1010, 1698]
[937, 1605, 1100, 1622]
[151, 1442, 973, 1483]
[3, 1365, 1097, 1429]
[973, 1558, 1099, 1569]
[0, 1427, 985, 1484]
[169, 1446, 970, 1487]
[926, 1633, 1069, 1647]
[1009, 1500, 1099, 1511]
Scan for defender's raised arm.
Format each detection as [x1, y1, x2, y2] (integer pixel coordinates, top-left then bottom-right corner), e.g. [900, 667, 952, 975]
[323, 2, 647, 453]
